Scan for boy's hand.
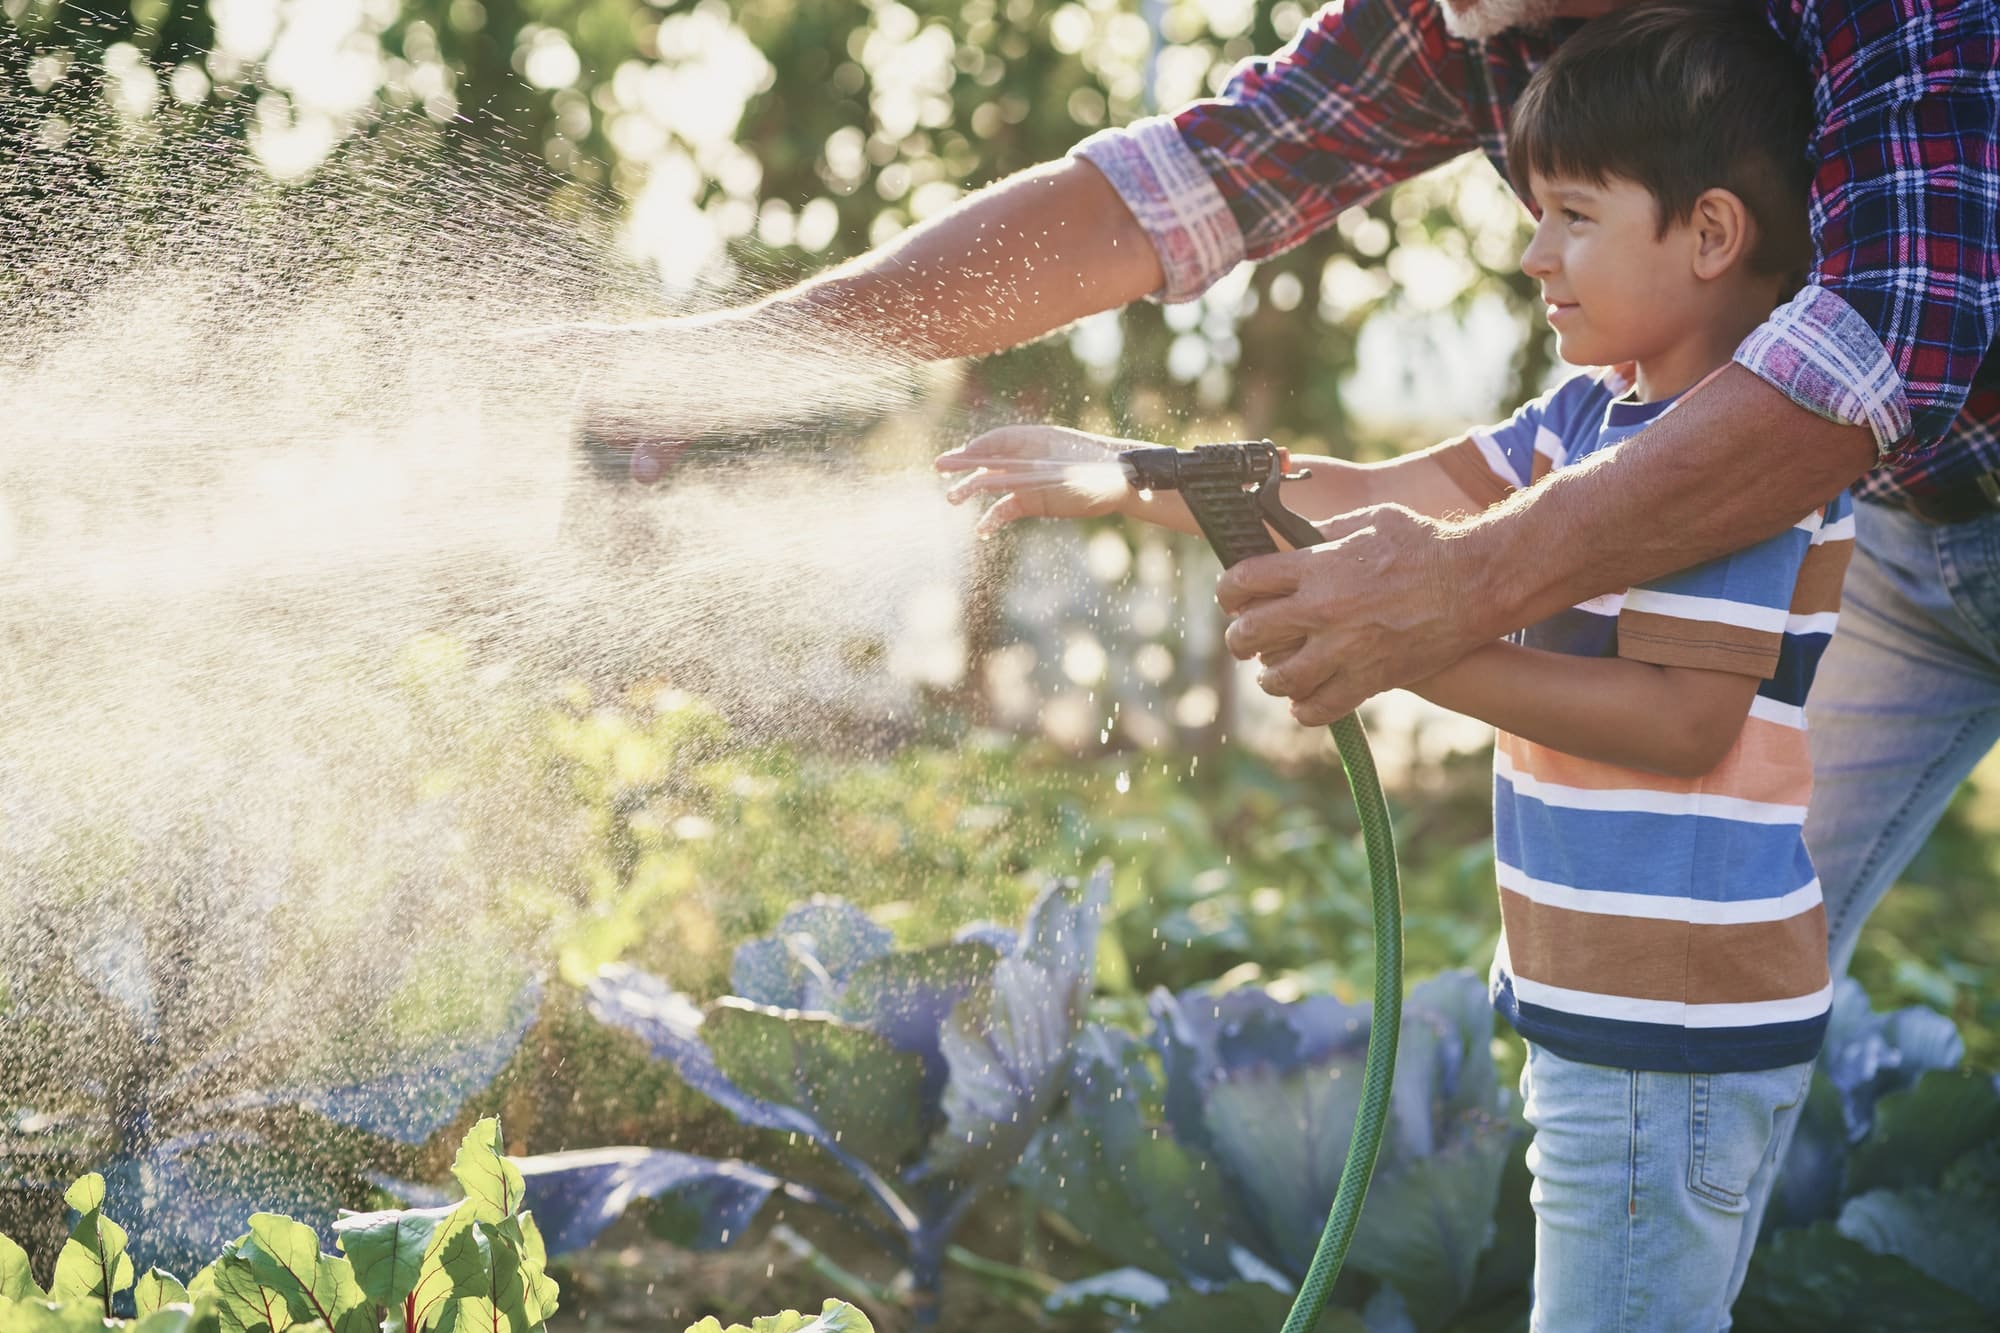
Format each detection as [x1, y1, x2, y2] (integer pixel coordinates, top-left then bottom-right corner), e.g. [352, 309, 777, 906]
[935, 425, 1137, 536]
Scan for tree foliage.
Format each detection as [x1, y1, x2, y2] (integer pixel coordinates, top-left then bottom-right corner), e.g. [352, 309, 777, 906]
[3, 0, 1551, 450]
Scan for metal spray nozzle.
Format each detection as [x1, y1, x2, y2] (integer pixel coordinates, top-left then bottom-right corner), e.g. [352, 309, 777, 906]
[1114, 439, 1321, 568]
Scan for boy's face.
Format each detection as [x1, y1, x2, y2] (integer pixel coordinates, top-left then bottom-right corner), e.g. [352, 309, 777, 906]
[1520, 172, 1705, 370]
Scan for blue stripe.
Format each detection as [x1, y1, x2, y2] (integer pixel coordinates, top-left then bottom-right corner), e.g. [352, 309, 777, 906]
[1495, 777, 1815, 900]
[1519, 606, 1617, 658]
[1760, 630, 1833, 708]
[1630, 526, 1811, 608]
[1492, 973, 1829, 1073]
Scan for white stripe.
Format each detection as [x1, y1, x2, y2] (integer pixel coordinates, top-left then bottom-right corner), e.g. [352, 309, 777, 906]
[1813, 510, 1856, 544]
[1497, 752, 1806, 824]
[1622, 588, 1788, 633]
[1470, 429, 1522, 488]
[1496, 861, 1824, 924]
[1786, 610, 1840, 636]
[1573, 590, 1625, 616]
[1533, 425, 1567, 469]
[1749, 695, 1805, 728]
[1509, 973, 1835, 1027]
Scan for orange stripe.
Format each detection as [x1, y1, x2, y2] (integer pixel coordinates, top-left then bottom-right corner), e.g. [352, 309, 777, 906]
[1790, 539, 1852, 615]
[1501, 889, 1829, 1004]
[1618, 609, 1782, 675]
[1436, 436, 1514, 506]
[1501, 715, 1812, 804]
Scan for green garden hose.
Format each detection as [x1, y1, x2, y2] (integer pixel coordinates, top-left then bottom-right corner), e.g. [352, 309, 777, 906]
[1115, 442, 1405, 1332]
[1283, 710, 1402, 1332]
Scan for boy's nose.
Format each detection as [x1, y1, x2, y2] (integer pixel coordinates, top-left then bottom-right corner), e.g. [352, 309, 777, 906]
[1520, 228, 1559, 279]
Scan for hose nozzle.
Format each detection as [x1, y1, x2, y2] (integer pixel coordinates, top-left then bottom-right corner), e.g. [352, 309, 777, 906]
[1115, 440, 1321, 567]
[1117, 440, 1303, 493]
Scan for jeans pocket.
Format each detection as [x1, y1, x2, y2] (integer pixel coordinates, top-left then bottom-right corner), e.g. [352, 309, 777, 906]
[1687, 1064, 1811, 1209]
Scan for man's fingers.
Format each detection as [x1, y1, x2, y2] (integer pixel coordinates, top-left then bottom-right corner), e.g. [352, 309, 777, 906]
[1309, 507, 1382, 544]
[1291, 673, 1366, 727]
[1215, 549, 1308, 615]
[1257, 634, 1344, 701]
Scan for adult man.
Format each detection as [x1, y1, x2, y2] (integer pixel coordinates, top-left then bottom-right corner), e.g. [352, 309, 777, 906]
[584, 0, 1998, 1278]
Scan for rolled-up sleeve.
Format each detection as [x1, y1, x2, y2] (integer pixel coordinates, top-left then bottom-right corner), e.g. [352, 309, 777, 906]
[1072, 0, 1483, 304]
[1073, 118, 1247, 305]
[1735, 0, 2000, 458]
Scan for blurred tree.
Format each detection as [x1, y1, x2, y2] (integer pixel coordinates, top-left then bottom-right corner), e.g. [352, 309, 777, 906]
[2, 0, 1551, 451]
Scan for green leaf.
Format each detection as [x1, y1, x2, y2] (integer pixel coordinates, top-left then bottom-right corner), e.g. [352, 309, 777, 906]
[680, 1302, 877, 1333]
[434, 1221, 531, 1333]
[434, 1295, 507, 1333]
[136, 1268, 191, 1317]
[1846, 1070, 2000, 1196]
[1344, 1111, 1516, 1332]
[244, 1215, 369, 1331]
[703, 1001, 928, 1173]
[1837, 1187, 2000, 1309]
[61, 1177, 105, 1217]
[0, 1233, 45, 1303]
[49, 1180, 134, 1312]
[404, 1206, 480, 1332]
[208, 1249, 296, 1333]
[1734, 1221, 1992, 1332]
[450, 1120, 526, 1224]
[333, 1203, 463, 1311]
[511, 1215, 558, 1326]
[434, 1224, 492, 1303]
[132, 1297, 226, 1333]
[0, 1299, 116, 1332]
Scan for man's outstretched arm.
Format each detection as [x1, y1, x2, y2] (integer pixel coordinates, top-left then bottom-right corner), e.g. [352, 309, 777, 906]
[770, 158, 1165, 358]
[1219, 367, 1877, 725]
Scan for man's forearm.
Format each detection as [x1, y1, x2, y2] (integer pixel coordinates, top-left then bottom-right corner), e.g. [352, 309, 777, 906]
[752, 158, 1166, 360]
[1446, 366, 1878, 642]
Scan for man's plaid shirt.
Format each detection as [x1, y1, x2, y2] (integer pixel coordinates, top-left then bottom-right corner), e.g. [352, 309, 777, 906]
[1074, 0, 2000, 509]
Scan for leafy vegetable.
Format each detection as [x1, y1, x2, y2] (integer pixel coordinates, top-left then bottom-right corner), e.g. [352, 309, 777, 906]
[681, 1299, 874, 1333]
[519, 867, 1111, 1328]
[0, 1119, 560, 1333]
[1025, 970, 1520, 1332]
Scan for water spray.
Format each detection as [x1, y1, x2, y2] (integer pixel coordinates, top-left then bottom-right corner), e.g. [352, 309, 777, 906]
[1116, 440, 1404, 1333]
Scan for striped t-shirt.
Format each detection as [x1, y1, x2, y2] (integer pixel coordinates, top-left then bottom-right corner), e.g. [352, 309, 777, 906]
[1437, 369, 1855, 1074]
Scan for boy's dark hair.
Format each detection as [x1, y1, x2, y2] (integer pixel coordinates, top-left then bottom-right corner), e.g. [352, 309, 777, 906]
[1509, 0, 1816, 284]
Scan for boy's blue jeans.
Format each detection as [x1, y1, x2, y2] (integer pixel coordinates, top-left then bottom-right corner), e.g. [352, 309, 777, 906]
[1520, 1042, 1814, 1333]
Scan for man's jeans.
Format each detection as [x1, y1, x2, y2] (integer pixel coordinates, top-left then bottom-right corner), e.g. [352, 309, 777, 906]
[1723, 498, 2000, 1303]
[1521, 1042, 1814, 1332]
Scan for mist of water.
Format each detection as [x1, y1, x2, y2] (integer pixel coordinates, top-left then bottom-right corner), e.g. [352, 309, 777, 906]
[0, 119, 988, 1197]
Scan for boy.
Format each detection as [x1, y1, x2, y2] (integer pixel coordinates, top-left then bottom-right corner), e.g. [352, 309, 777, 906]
[935, 4, 1846, 1327]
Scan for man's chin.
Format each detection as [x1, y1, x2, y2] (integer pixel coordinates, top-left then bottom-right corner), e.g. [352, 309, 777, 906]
[1437, 0, 1568, 40]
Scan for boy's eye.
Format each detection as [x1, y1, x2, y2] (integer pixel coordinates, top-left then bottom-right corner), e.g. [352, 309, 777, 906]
[1561, 207, 1588, 224]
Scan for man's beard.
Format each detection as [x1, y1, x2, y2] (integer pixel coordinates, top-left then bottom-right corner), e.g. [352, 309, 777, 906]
[1436, 0, 1568, 40]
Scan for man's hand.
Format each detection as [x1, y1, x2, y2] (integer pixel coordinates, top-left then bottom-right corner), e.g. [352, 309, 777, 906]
[1217, 503, 1487, 725]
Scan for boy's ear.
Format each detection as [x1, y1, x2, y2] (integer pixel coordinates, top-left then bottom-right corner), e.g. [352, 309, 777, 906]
[1689, 187, 1753, 281]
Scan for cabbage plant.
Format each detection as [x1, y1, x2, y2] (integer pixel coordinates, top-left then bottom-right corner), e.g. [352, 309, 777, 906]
[1024, 971, 1523, 1332]
[516, 866, 1109, 1328]
[1733, 980, 2000, 1329]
